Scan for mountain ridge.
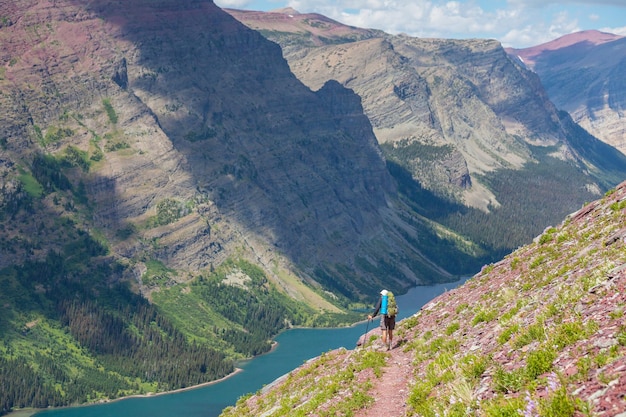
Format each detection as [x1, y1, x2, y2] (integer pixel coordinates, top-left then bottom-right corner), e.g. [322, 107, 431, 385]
[505, 30, 624, 68]
[226, 6, 626, 244]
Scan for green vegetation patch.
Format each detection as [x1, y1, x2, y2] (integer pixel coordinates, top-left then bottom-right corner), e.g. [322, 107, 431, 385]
[144, 198, 194, 229]
[222, 348, 383, 417]
[102, 98, 118, 124]
[141, 258, 176, 287]
[18, 169, 44, 198]
[62, 145, 90, 172]
[0, 232, 238, 413]
[103, 131, 130, 152]
[30, 153, 73, 193]
[42, 126, 74, 146]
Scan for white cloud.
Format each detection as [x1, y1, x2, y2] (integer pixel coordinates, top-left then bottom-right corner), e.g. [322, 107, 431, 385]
[281, 1, 541, 46]
[216, 0, 626, 47]
[603, 26, 626, 36]
[215, 0, 255, 8]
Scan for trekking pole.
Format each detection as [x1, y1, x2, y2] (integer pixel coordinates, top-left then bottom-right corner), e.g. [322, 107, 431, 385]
[359, 317, 371, 348]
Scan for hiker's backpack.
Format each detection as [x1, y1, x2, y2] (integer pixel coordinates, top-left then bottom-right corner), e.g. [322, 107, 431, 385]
[386, 291, 398, 316]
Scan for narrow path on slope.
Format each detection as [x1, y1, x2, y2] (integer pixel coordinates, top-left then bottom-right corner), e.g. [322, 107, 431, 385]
[358, 332, 413, 417]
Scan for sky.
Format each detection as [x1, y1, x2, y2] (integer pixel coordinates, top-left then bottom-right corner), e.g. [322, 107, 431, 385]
[212, 0, 626, 48]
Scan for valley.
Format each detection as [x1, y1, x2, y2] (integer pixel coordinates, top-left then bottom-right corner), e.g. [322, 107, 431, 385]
[1, 1, 625, 414]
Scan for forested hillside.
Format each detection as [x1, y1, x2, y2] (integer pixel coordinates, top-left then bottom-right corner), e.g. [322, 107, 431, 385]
[0, 254, 339, 413]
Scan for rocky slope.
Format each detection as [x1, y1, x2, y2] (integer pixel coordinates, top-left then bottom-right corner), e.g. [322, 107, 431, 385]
[507, 30, 626, 155]
[227, 9, 626, 215]
[221, 178, 626, 417]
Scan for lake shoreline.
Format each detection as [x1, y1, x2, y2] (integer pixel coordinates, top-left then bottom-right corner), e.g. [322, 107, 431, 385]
[8, 367, 246, 417]
[12, 328, 325, 417]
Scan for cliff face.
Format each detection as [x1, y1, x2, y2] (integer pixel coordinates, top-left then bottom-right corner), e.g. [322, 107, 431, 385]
[0, 0, 465, 305]
[507, 30, 626, 155]
[221, 179, 626, 417]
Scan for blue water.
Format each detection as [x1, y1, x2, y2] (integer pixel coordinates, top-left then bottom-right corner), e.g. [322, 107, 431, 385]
[33, 278, 468, 417]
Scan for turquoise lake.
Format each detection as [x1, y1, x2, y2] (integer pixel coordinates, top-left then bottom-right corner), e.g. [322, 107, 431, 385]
[33, 278, 468, 417]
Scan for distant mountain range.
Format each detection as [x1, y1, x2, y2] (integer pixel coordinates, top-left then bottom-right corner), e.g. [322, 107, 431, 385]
[506, 30, 626, 154]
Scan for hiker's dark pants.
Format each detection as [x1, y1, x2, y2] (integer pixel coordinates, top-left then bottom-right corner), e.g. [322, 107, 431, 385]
[380, 315, 396, 330]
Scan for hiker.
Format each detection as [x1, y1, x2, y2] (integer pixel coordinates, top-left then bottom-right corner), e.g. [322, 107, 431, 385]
[368, 289, 397, 350]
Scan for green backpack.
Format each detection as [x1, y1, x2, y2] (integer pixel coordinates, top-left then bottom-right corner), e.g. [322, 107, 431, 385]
[386, 291, 398, 316]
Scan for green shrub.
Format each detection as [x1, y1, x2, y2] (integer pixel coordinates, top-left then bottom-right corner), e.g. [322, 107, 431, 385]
[63, 145, 90, 172]
[90, 146, 104, 162]
[552, 320, 586, 349]
[482, 396, 525, 417]
[445, 321, 460, 335]
[539, 387, 576, 417]
[514, 320, 545, 348]
[501, 299, 525, 322]
[609, 200, 626, 212]
[354, 350, 387, 377]
[529, 255, 546, 269]
[18, 171, 44, 198]
[526, 348, 556, 380]
[493, 366, 525, 393]
[539, 232, 554, 245]
[618, 326, 626, 346]
[575, 356, 592, 381]
[472, 308, 497, 326]
[408, 379, 436, 415]
[609, 307, 623, 320]
[151, 198, 190, 226]
[43, 126, 74, 146]
[460, 353, 489, 380]
[498, 324, 519, 345]
[428, 337, 459, 355]
[455, 303, 469, 314]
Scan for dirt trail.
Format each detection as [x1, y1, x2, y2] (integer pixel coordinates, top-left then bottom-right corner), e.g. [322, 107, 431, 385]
[357, 331, 413, 417]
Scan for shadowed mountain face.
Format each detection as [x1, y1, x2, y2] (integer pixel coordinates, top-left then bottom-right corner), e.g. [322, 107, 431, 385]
[0, 0, 468, 307]
[506, 30, 626, 155]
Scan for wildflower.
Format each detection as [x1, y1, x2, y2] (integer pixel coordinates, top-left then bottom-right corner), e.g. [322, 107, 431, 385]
[547, 372, 559, 392]
[520, 391, 539, 417]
